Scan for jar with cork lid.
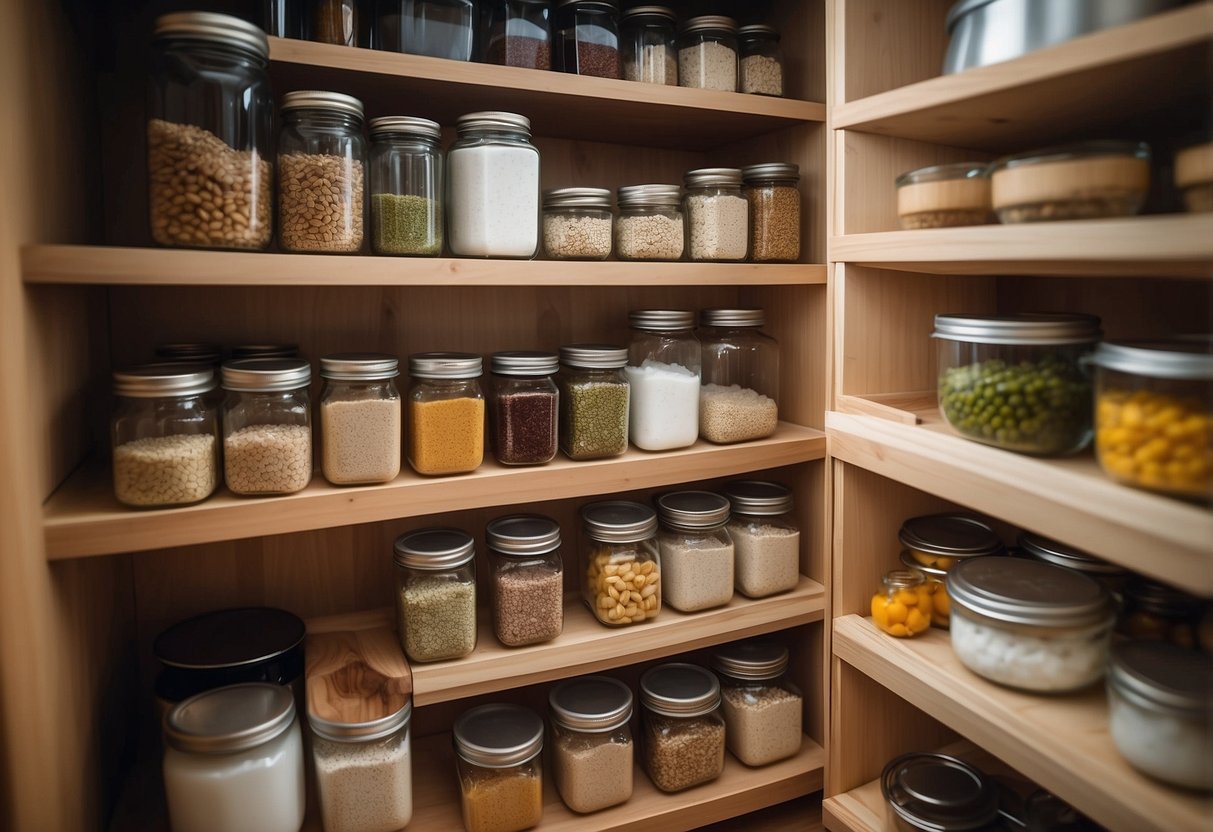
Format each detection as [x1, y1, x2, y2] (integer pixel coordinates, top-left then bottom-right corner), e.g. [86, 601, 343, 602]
[319, 353, 401, 486]
[220, 358, 313, 496]
[407, 352, 485, 476]
[486, 515, 564, 647]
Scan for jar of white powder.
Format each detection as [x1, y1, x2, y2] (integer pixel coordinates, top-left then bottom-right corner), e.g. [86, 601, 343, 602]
[655, 490, 734, 612]
[676, 16, 737, 92]
[616, 184, 685, 261]
[221, 358, 313, 496]
[548, 675, 634, 813]
[722, 480, 800, 598]
[320, 353, 401, 486]
[684, 167, 749, 261]
[698, 308, 780, 443]
[711, 640, 802, 766]
[626, 309, 700, 451]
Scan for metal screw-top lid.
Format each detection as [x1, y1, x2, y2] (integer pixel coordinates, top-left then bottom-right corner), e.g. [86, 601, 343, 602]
[369, 115, 442, 141]
[700, 308, 765, 328]
[1091, 338, 1213, 380]
[485, 515, 561, 556]
[581, 500, 658, 543]
[155, 607, 306, 671]
[1108, 640, 1213, 717]
[221, 358, 312, 392]
[310, 700, 413, 744]
[152, 11, 269, 60]
[320, 353, 400, 381]
[409, 352, 483, 379]
[281, 90, 365, 120]
[739, 24, 780, 40]
[640, 663, 721, 717]
[1017, 532, 1127, 577]
[456, 111, 531, 136]
[896, 162, 989, 188]
[393, 528, 476, 570]
[549, 676, 633, 732]
[898, 514, 1003, 558]
[1123, 578, 1204, 616]
[679, 15, 739, 35]
[230, 344, 299, 360]
[491, 351, 560, 377]
[453, 704, 544, 768]
[685, 167, 744, 188]
[721, 481, 793, 516]
[656, 490, 731, 530]
[629, 309, 695, 331]
[932, 313, 1101, 346]
[618, 184, 682, 208]
[113, 364, 217, 398]
[156, 343, 223, 365]
[543, 187, 613, 210]
[947, 557, 1115, 629]
[881, 752, 1000, 832]
[559, 344, 628, 369]
[712, 640, 789, 681]
[742, 163, 799, 183]
[164, 683, 296, 754]
[622, 5, 676, 23]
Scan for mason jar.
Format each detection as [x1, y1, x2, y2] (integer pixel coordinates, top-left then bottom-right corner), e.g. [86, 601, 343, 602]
[548, 676, 634, 813]
[479, 0, 552, 69]
[621, 5, 677, 84]
[743, 162, 801, 263]
[376, 0, 475, 60]
[486, 515, 564, 647]
[676, 16, 738, 91]
[543, 188, 614, 260]
[393, 528, 478, 662]
[656, 491, 734, 612]
[684, 168, 749, 262]
[489, 351, 559, 466]
[453, 704, 545, 832]
[581, 500, 660, 627]
[407, 352, 485, 476]
[626, 309, 700, 451]
[615, 184, 685, 261]
[698, 308, 780, 443]
[639, 663, 725, 792]
[553, 0, 621, 78]
[897, 513, 1004, 629]
[738, 24, 784, 96]
[559, 344, 630, 460]
[871, 569, 934, 638]
[221, 359, 313, 496]
[368, 116, 444, 256]
[319, 353, 402, 486]
[722, 480, 800, 598]
[712, 640, 802, 766]
[147, 12, 273, 250]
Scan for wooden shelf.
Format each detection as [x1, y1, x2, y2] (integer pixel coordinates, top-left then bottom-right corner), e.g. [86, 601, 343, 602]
[832, 615, 1213, 832]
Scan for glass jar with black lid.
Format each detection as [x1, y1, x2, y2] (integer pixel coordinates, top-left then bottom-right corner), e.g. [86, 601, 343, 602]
[639, 662, 725, 792]
[621, 6, 677, 84]
[479, 0, 552, 68]
[369, 116, 444, 256]
[898, 513, 1004, 629]
[881, 752, 1000, 832]
[553, 0, 621, 78]
[1017, 531, 1129, 604]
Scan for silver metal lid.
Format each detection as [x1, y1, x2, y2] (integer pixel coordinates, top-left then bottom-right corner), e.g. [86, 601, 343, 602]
[898, 514, 1003, 558]
[721, 481, 792, 516]
[947, 557, 1115, 629]
[738, 24, 779, 39]
[280, 90, 365, 120]
[230, 344, 299, 359]
[1091, 339, 1213, 380]
[881, 752, 1000, 832]
[152, 11, 269, 59]
[679, 15, 739, 35]
[485, 515, 561, 556]
[549, 676, 633, 732]
[618, 184, 682, 208]
[991, 141, 1151, 174]
[656, 490, 731, 530]
[712, 640, 789, 680]
[700, 308, 765, 328]
[896, 161, 988, 188]
[409, 352, 483, 379]
[154, 607, 305, 671]
[742, 163, 799, 183]
[392, 528, 476, 570]
[320, 353, 399, 381]
[491, 351, 559, 377]
[156, 343, 223, 364]
[1017, 532, 1127, 577]
[113, 364, 216, 398]
[543, 187, 613, 210]
[685, 167, 743, 188]
[629, 309, 695, 331]
[559, 344, 628, 369]
[456, 111, 531, 136]
[622, 6, 676, 22]
[640, 663, 721, 717]
[164, 683, 296, 754]
[221, 358, 311, 392]
[369, 115, 442, 141]
[310, 700, 412, 743]
[581, 501, 658, 543]
[453, 704, 544, 768]
[1108, 641, 1212, 717]
[932, 313, 1101, 346]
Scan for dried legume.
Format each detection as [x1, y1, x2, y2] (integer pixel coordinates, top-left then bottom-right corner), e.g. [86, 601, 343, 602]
[560, 380, 629, 460]
[224, 424, 312, 495]
[408, 397, 485, 475]
[700, 384, 778, 443]
[398, 577, 476, 662]
[371, 193, 442, 255]
[585, 545, 661, 626]
[279, 152, 365, 253]
[113, 434, 217, 507]
[1096, 389, 1210, 496]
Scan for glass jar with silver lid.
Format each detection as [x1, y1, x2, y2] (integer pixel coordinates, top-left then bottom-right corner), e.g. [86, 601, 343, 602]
[489, 351, 559, 466]
[712, 640, 802, 766]
[453, 704, 545, 832]
[368, 116, 444, 256]
[393, 528, 478, 662]
[621, 5, 677, 84]
[676, 15, 738, 91]
[639, 662, 725, 792]
[486, 515, 564, 647]
[616, 184, 685, 261]
[738, 24, 783, 96]
[626, 309, 700, 451]
[743, 162, 800, 263]
[319, 353, 401, 486]
[898, 513, 1004, 629]
[722, 480, 800, 598]
[581, 500, 661, 627]
[542, 187, 613, 260]
[221, 358, 313, 496]
[548, 676, 634, 813]
[880, 752, 999, 832]
[698, 308, 780, 443]
[407, 352, 485, 476]
[558, 344, 630, 460]
[655, 491, 734, 612]
[684, 167, 748, 261]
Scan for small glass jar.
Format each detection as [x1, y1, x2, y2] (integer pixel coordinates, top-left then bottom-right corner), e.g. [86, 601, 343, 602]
[319, 353, 402, 486]
[896, 162, 992, 229]
[639, 663, 726, 792]
[897, 513, 1004, 629]
[553, 0, 621, 79]
[621, 6, 677, 85]
[543, 187, 614, 260]
[407, 352, 485, 476]
[393, 528, 478, 662]
[881, 753, 1000, 832]
[447, 111, 541, 258]
[558, 344, 630, 460]
[309, 0, 358, 46]
[738, 24, 783, 96]
[453, 704, 544, 832]
[369, 116, 444, 256]
[581, 500, 661, 626]
[1175, 140, 1213, 213]
[615, 184, 685, 261]
[1017, 531, 1129, 604]
[656, 491, 734, 612]
[479, 0, 552, 69]
[626, 309, 700, 451]
[698, 308, 780, 443]
[221, 359, 313, 496]
[163, 684, 305, 832]
[933, 313, 1101, 456]
[147, 12, 273, 250]
[548, 675, 634, 813]
[684, 168, 749, 262]
[871, 570, 933, 638]
[742, 162, 801, 263]
[489, 351, 559, 466]
[677, 16, 738, 91]
[376, 0, 475, 60]
[712, 640, 802, 766]
[990, 140, 1151, 223]
[1118, 578, 1206, 650]
[722, 480, 800, 598]
[486, 515, 564, 647]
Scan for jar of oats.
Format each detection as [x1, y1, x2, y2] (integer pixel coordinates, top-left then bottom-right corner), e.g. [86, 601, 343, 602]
[221, 359, 313, 496]
[486, 515, 564, 648]
[698, 308, 780, 443]
[616, 184, 685, 261]
[684, 168, 748, 262]
[393, 528, 478, 662]
[712, 640, 802, 767]
[639, 663, 725, 793]
[677, 16, 738, 92]
[542, 187, 614, 260]
[548, 676, 634, 813]
[319, 353, 401, 486]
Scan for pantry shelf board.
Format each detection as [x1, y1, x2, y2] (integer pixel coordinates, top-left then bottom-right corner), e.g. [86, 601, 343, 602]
[827, 408, 1213, 595]
[832, 4, 1213, 150]
[832, 615, 1213, 832]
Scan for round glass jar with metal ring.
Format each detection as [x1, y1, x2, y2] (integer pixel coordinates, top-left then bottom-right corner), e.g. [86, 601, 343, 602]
[1016, 531, 1129, 605]
[479, 0, 552, 69]
[639, 662, 725, 792]
[684, 167, 749, 262]
[880, 752, 999, 832]
[738, 24, 783, 96]
[655, 491, 734, 612]
[486, 515, 564, 647]
[698, 308, 780, 443]
[712, 640, 802, 766]
[553, 0, 621, 78]
[489, 351, 559, 466]
[897, 513, 1004, 629]
[615, 184, 685, 261]
[581, 500, 660, 627]
[871, 569, 934, 638]
[319, 353, 401, 486]
[393, 528, 477, 662]
[548, 675, 634, 813]
[896, 162, 992, 230]
[542, 187, 614, 260]
[621, 5, 677, 84]
[626, 309, 700, 451]
[722, 480, 800, 598]
[368, 116, 444, 256]
[220, 358, 313, 496]
[453, 704, 545, 832]
[676, 16, 737, 91]
[558, 344, 630, 460]
[743, 162, 801, 263]
[407, 352, 485, 476]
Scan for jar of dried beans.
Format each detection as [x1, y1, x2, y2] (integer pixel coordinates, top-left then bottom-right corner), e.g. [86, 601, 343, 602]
[407, 352, 485, 476]
[479, 0, 552, 69]
[319, 353, 402, 486]
[489, 351, 559, 466]
[542, 188, 614, 260]
[722, 480, 800, 598]
[738, 25, 783, 96]
[677, 16, 737, 92]
[698, 308, 780, 443]
[221, 359, 313, 496]
[453, 704, 545, 832]
[558, 344, 630, 460]
[368, 116, 444, 256]
[393, 528, 478, 662]
[581, 500, 661, 627]
[548, 676, 634, 813]
[486, 515, 564, 647]
[743, 162, 801, 263]
[639, 663, 725, 792]
[553, 0, 621, 79]
[616, 184, 685, 261]
[655, 491, 734, 613]
[621, 5, 677, 85]
[684, 168, 749, 262]
[712, 640, 802, 766]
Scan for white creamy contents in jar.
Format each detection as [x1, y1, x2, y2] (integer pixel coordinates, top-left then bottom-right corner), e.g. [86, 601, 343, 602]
[1108, 689, 1213, 790]
[625, 360, 700, 450]
[949, 610, 1109, 692]
[448, 144, 539, 257]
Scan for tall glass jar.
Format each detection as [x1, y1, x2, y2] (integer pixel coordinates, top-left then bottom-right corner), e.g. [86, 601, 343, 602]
[677, 16, 738, 91]
[712, 640, 802, 766]
[553, 0, 621, 78]
[111, 365, 220, 508]
[621, 6, 677, 84]
[376, 0, 475, 60]
[615, 184, 685, 261]
[639, 663, 726, 792]
[698, 308, 780, 443]
[407, 352, 485, 475]
[581, 501, 661, 627]
[656, 491, 734, 612]
[897, 513, 1004, 629]
[147, 12, 273, 250]
[684, 168, 749, 262]
[393, 528, 478, 662]
[625, 310, 700, 451]
[543, 188, 614, 260]
[309, 0, 358, 45]
[221, 358, 313, 496]
[489, 351, 559, 466]
[738, 25, 784, 96]
[486, 515, 564, 647]
[319, 353, 402, 486]
[743, 162, 801, 263]
[447, 112, 541, 258]
[453, 704, 545, 832]
[559, 344, 630, 460]
[369, 116, 444, 256]
[278, 90, 366, 254]
[548, 676, 634, 813]
[479, 0, 552, 69]
[722, 480, 800, 598]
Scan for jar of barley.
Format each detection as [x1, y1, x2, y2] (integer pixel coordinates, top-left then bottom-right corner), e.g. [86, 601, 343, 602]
[221, 358, 313, 496]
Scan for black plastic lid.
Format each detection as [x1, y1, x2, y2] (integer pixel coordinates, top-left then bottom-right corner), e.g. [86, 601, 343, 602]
[899, 514, 1003, 558]
[882, 752, 1000, 832]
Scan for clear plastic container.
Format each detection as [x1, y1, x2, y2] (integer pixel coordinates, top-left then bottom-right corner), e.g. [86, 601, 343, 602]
[897, 513, 1004, 629]
[553, 0, 621, 78]
[543, 188, 613, 260]
[896, 162, 992, 229]
[738, 24, 783, 96]
[639, 663, 725, 792]
[677, 16, 737, 91]
[626, 309, 700, 451]
[722, 480, 800, 598]
[871, 569, 933, 638]
[990, 141, 1151, 223]
[548, 676, 634, 813]
[221, 359, 313, 496]
[376, 0, 475, 60]
[581, 500, 661, 627]
[558, 344, 630, 460]
[407, 352, 485, 475]
[656, 491, 734, 612]
[684, 167, 749, 262]
[621, 5, 677, 84]
[319, 353, 401, 486]
[615, 184, 685, 261]
[486, 515, 564, 647]
[1175, 140, 1213, 213]
[489, 351, 559, 466]
[393, 528, 477, 662]
[479, 0, 552, 68]
[368, 116, 444, 256]
[743, 162, 801, 263]
[454, 704, 545, 832]
[712, 640, 802, 766]
[698, 308, 780, 443]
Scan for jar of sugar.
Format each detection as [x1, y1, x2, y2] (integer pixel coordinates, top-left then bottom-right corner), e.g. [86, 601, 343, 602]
[220, 358, 313, 496]
[626, 309, 700, 451]
[698, 308, 780, 443]
[320, 353, 401, 486]
[655, 491, 734, 613]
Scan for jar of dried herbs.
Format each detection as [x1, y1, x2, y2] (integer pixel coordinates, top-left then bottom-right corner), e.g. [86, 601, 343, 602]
[407, 352, 485, 476]
[489, 351, 559, 466]
[639, 662, 725, 792]
[369, 116, 444, 256]
[558, 344, 630, 460]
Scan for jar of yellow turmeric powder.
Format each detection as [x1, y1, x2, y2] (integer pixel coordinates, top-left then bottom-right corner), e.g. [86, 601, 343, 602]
[407, 352, 485, 476]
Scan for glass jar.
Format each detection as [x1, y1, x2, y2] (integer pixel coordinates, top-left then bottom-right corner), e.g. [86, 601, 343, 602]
[489, 351, 559, 466]
[543, 187, 614, 260]
[990, 140, 1151, 223]
[881, 753, 1000, 832]
[147, 12, 273, 250]
[639, 663, 725, 792]
[548, 675, 634, 813]
[221, 358, 313, 496]
[278, 90, 366, 254]
[743, 162, 801, 263]
[319, 353, 402, 485]
[262, 1, 304, 38]
[376, 0, 475, 60]
[677, 16, 737, 91]
[309, 0, 358, 45]
[684, 168, 749, 262]
[722, 480, 800, 598]
[447, 111, 541, 258]
[621, 6, 677, 84]
[626, 309, 700, 451]
[393, 528, 478, 662]
[558, 344, 630, 460]
[871, 569, 933, 638]
[407, 352, 485, 475]
[738, 24, 783, 96]
[479, 0, 552, 69]
[163, 684, 305, 832]
[553, 0, 621, 78]
[712, 640, 802, 766]
[110, 365, 220, 508]
[615, 184, 685, 261]
[453, 704, 544, 832]
[1017, 531, 1129, 604]
[486, 514, 564, 647]
[368, 116, 444, 256]
[656, 491, 734, 612]
[896, 162, 992, 229]
[1175, 139, 1213, 213]
[698, 308, 780, 443]
[1118, 578, 1205, 650]
[897, 513, 1004, 629]
[581, 500, 661, 626]
[933, 313, 1101, 455]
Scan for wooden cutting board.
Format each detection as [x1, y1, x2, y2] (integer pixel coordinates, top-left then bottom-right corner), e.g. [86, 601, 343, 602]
[306, 621, 412, 725]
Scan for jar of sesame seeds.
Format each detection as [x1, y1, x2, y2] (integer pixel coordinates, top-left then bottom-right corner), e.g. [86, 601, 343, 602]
[486, 515, 564, 647]
[221, 358, 313, 496]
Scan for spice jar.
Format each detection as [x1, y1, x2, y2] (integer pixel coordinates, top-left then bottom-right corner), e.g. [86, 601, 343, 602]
[486, 515, 564, 647]
[548, 675, 635, 813]
[376, 0, 475, 60]
[581, 500, 661, 627]
[309, 0, 358, 45]
[543, 187, 614, 260]
[990, 140, 1151, 223]
[453, 704, 545, 832]
[319, 353, 402, 486]
[393, 528, 478, 662]
[738, 24, 783, 96]
[743, 162, 801, 263]
[639, 663, 726, 792]
[621, 6, 677, 84]
[489, 351, 559, 466]
[881, 752, 1000, 832]
[1017, 531, 1129, 604]
[698, 308, 780, 443]
[479, 0, 552, 69]
[677, 16, 738, 91]
[163, 684, 306, 832]
[368, 116, 444, 256]
[558, 344, 630, 460]
[871, 570, 933, 638]
[615, 184, 685, 261]
[712, 640, 802, 766]
[407, 352, 485, 476]
[147, 12, 273, 250]
[1175, 140, 1213, 213]
[656, 491, 734, 612]
[722, 480, 800, 598]
[896, 162, 992, 229]
[685, 167, 749, 262]
[897, 513, 1004, 629]
[626, 309, 700, 451]
[221, 359, 313, 496]
[447, 111, 541, 258]
[1118, 578, 1206, 650]
[553, 0, 621, 79]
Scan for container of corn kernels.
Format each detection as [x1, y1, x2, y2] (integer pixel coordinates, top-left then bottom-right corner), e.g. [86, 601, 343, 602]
[895, 162, 991, 229]
[1175, 140, 1213, 213]
[990, 140, 1150, 223]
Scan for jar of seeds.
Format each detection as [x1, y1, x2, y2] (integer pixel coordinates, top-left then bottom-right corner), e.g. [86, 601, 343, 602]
[558, 344, 630, 460]
[722, 480, 800, 598]
[368, 116, 444, 256]
[581, 501, 661, 627]
[616, 184, 685, 261]
[712, 640, 802, 766]
[486, 515, 564, 647]
[639, 663, 725, 792]
[489, 351, 559, 466]
[319, 353, 401, 486]
[677, 16, 738, 91]
[684, 168, 749, 262]
[553, 0, 621, 79]
[738, 25, 783, 96]
[621, 5, 677, 84]
[393, 528, 477, 662]
[408, 352, 485, 476]
[453, 704, 545, 832]
[221, 359, 313, 496]
[548, 676, 634, 813]
[543, 188, 614, 260]
[698, 309, 780, 443]
[655, 491, 734, 613]
[743, 163, 801, 263]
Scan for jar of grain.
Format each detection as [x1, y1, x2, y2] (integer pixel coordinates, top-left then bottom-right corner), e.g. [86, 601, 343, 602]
[479, 0, 552, 69]
[712, 640, 802, 766]
[898, 513, 1004, 629]
[621, 6, 677, 85]
[684, 168, 749, 262]
[309, 0, 358, 45]
[677, 16, 738, 91]
[615, 184, 685, 261]
[407, 352, 485, 476]
[221, 359, 313, 496]
[558, 344, 630, 460]
[626, 309, 700, 451]
[639, 663, 725, 792]
[486, 515, 564, 647]
[319, 353, 402, 486]
[553, 0, 621, 79]
[543, 188, 614, 260]
[698, 309, 780, 443]
[278, 90, 366, 254]
[453, 704, 545, 832]
[369, 116, 444, 256]
[147, 12, 273, 250]
[738, 25, 783, 96]
[581, 500, 661, 627]
[548, 675, 634, 813]
[489, 351, 559, 466]
[722, 480, 800, 598]
[393, 528, 478, 662]
[655, 491, 734, 612]
[743, 162, 801, 263]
